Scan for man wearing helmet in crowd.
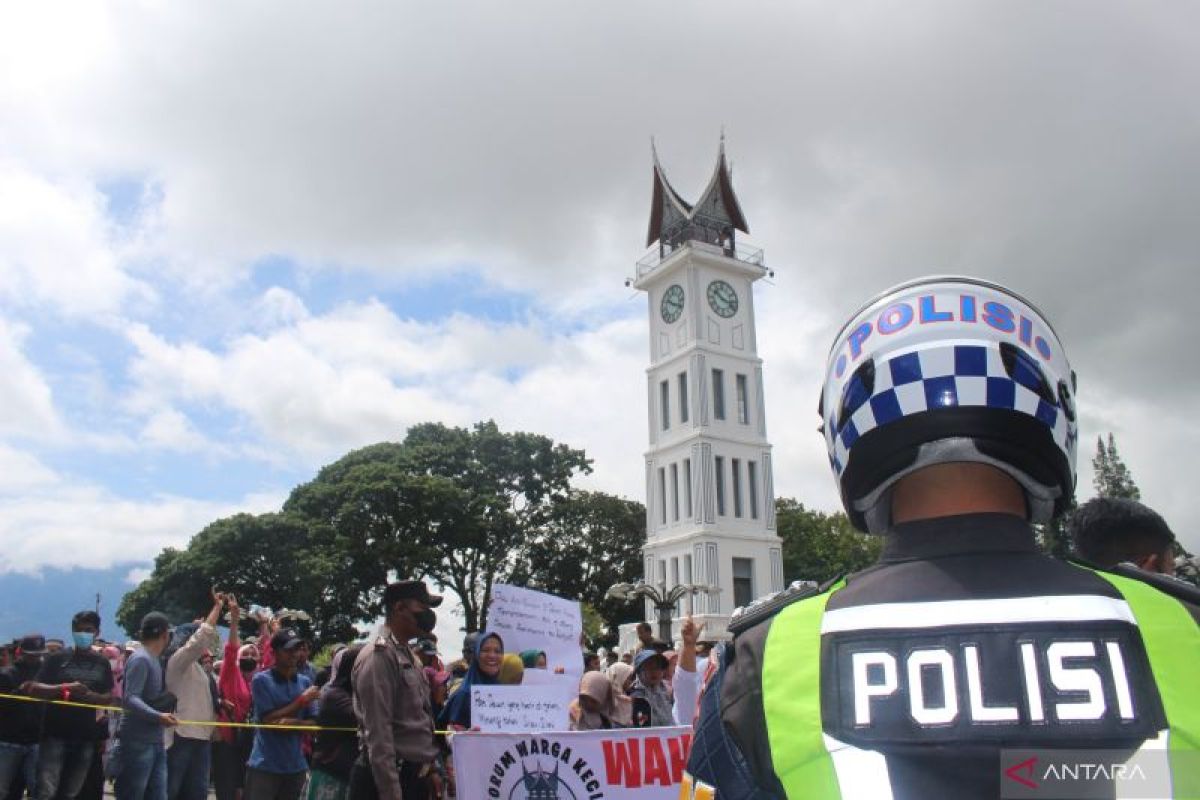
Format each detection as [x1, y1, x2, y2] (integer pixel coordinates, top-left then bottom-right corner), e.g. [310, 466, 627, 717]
[683, 277, 1200, 799]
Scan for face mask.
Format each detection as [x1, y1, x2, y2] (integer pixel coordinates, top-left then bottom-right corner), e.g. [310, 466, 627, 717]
[414, 608, 437, 634]
[239, 658, 257, 672]
[72, 632, 95, 650]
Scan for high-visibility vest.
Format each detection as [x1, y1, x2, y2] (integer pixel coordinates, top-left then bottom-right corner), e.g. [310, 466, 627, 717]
[760, 571, 1200, 798]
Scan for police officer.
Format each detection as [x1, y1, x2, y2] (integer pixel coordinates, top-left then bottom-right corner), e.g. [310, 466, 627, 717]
[684, 276, 1200, 799]
[350, 580, 441, 800]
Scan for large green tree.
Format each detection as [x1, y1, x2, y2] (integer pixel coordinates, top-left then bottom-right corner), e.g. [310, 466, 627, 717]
[116, 513, 365, 644]
[776, 498, 882, 584]
[283, 420, 592, 632]
[514, 490, 645, 640]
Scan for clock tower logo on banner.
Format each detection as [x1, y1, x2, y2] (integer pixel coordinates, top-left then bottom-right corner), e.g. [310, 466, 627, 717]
[627, 137, 783, 644]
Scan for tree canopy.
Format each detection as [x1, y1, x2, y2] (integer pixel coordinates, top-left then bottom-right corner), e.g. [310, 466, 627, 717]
[776, 498, 881, 584]
[119, 421, 627, 641]
[1092, 433, 1141, 500]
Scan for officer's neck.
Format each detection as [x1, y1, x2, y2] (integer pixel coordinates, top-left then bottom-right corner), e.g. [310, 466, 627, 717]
[891, 463, 1025, 525]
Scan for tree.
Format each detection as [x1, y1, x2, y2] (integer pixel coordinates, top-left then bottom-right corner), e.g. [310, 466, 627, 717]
[1092, 433, 1141, 500]
[1036, 498, 1077, 559]
[284, 420, 592, 632]
[776, 499, 882, 584]
[116, 513, 366, 644]
[514, 490, 645, 640]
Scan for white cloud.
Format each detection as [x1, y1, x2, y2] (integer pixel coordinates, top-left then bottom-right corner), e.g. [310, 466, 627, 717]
[0, 317, 65, 441]
[0, 447, 284, 575]
[0, 162, 153, 319]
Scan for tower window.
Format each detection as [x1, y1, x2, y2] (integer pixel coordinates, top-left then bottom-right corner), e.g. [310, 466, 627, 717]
[736, 373, 749, 424]
[733, 557, 755, 609]
[678, 372, 689, 424]
[683, 554, 694, 614]
[714, 456, 726, 516]
[683, 458, 693, 518]
[731, 458, 743, 518]
[670, 463, 680, 522]
[713, 369, 726, 420]
[748, 460, 759, 519]
[658, 467, 667, 525]
[660, 380, 670, 430]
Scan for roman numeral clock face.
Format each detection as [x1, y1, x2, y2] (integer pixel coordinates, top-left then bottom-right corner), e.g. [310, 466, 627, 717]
[707, 279, 738, 318]
[660, 284, 685, 323]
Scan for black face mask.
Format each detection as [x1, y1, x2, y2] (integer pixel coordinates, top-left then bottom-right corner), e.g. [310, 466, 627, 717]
[414, 608, 437, 634]
[238, 658, 257, 672]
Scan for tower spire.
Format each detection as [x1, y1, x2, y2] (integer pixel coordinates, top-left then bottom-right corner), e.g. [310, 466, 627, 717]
[645, 136, 749, 253]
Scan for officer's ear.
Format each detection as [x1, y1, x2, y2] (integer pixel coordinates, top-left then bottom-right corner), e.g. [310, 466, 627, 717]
[1134, 553, 1161, 573]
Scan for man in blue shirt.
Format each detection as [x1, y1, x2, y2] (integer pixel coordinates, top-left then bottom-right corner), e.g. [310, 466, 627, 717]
[116, 612, 179, 800]
[245, 628, 318, 800]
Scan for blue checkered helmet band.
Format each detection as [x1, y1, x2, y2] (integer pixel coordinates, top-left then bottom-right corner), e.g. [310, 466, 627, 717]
[821, 277, 1078, 530]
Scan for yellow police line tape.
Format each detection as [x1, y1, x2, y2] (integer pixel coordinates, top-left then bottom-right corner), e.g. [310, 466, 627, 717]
[0, 691, 454, 736]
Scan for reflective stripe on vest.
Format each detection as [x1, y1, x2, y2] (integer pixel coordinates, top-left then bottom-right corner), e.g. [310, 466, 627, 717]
[762, 579, 845, 799]
[762, 572, 1200, 799]
[1090, 568, 1200, 798]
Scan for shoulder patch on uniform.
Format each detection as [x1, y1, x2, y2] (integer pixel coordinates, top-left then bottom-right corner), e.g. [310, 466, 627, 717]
[728, 577, 840, 636]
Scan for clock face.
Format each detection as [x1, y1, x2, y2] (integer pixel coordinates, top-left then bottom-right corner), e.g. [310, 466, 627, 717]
[707, 280, 739, 318]
[660, 284, 685, 323]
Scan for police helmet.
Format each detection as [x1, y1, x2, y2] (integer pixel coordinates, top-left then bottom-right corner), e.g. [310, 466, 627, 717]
[820, 276, 1078, 533]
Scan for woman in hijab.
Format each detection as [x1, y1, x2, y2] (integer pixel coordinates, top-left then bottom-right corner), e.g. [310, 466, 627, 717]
[605, 662, 634, 727]
[437, 632, 503, 730]
[498, 654, 525, 685]
[215, 595, 257, 800]
[569, 672, 620, 731]
[519, 649, 547, 669]
[308, 645, 361, 800]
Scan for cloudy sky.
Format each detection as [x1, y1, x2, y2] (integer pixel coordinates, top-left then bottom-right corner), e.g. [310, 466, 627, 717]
[2, 1, 1197, 636]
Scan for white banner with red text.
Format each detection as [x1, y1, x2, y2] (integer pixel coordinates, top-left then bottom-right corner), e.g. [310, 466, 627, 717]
[450, 726, 693, 799]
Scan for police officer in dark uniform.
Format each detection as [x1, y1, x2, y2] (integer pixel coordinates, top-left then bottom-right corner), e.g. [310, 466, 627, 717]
[683, 276, 1200, 799]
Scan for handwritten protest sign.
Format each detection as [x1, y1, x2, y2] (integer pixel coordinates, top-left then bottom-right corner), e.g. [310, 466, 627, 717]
[471, 685, 571, 732]
[488, 584, 583, 675]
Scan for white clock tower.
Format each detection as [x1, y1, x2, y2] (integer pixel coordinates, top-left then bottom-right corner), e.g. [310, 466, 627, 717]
[630, 139, 783, 643]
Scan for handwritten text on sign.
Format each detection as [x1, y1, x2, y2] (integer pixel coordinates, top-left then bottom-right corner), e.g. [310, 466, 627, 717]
[471, 685, 571, 733]
[488, 584, 583, 674]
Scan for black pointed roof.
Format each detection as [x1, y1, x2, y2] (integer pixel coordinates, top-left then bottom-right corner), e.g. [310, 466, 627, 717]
[646, 137, 750, 248]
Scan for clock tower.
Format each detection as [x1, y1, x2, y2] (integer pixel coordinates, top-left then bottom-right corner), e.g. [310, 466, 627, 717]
[631, 138, 783, 643]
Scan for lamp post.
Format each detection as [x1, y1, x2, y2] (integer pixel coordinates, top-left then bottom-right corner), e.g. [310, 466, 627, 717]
[606, 580, 720, 645]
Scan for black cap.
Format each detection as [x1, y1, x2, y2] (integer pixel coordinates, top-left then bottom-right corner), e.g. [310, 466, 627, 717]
[270, 628, 306, 652]
[270, 628, 304, 652]
[139, 612, 171, 640]
[383, 580, 443, 609]
[17, 634, 47, 655]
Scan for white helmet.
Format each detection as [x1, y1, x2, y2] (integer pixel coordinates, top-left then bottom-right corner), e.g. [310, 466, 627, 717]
[820, 276, 1078, 533]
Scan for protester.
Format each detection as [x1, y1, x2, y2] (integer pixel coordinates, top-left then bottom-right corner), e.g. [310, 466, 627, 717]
[568, 672, 619, 731]
[413, 639, 439, 670]
[350, 580, 441, 800]
[116, 611, 178, 800]
[582, 652, 601, 672]
[424, 669, 450, 719]
[604, 662, 634, 727]
[245, 628, 317, 800]
[308, 646, 360, 800]
[0, 634, 46, 800]
[518, 649, 546, 669]
[1071, 496, 1179, 575]
[214, 595, 255, 800]
[628, 617, 701, 728]
[437, 632, 503, 731]
[498, 654, 524, 685]
[634, 622, 654, 651]
[21, 611, 114, 800]
[164, 591, 224, 800]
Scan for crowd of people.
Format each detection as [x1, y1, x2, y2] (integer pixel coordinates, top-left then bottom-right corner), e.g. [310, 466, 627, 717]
[0, 580, 714, 800]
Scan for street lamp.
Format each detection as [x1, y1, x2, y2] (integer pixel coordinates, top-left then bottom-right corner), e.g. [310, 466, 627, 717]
[606, 580, 720, 644]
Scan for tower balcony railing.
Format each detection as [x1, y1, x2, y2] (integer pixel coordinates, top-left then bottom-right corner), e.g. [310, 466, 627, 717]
[636, 239, 765, 279]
